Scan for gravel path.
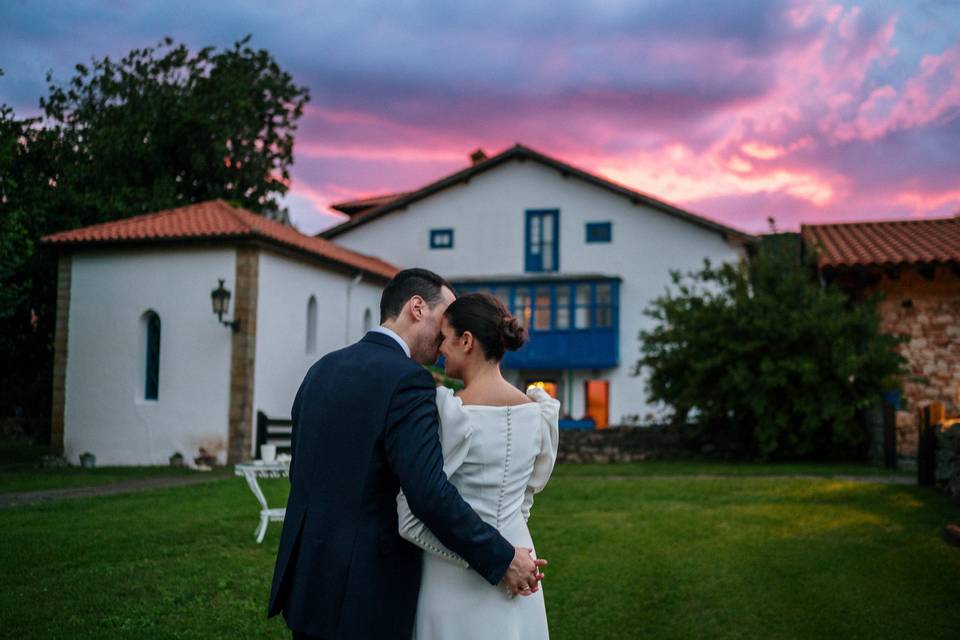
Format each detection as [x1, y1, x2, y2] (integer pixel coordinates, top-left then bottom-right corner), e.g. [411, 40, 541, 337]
[0, 473, 230, 508]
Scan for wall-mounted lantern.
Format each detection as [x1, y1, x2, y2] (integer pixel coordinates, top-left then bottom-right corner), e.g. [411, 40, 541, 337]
[211, 279, 240, 332]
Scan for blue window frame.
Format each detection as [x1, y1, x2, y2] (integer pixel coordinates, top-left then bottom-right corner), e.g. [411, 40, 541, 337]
[145, 312, 161, 400]
[430, 228, 454, 249]
[586, 222, 612, 243]
[452, 278, 619, 368]
[525, 210, 559, 272]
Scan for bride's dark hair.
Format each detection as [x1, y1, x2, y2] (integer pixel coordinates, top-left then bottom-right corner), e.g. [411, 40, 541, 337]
[443, 293, 527, 361]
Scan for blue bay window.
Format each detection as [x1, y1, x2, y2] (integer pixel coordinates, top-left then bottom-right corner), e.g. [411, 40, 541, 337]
[454, 276, 619, 369]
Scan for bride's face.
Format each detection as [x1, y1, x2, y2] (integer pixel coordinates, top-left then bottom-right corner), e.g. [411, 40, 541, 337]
[438, 315, 467, 378]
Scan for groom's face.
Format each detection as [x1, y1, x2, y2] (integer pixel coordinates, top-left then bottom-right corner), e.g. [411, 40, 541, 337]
[410, 286, 456, 365]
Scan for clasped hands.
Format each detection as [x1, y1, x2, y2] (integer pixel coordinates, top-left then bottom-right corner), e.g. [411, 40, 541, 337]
[500, 546, 548, 597]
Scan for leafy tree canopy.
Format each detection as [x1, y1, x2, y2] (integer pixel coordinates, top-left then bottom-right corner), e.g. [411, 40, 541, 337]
[636, 240, 907, 460]
[40, 34, 309, 221]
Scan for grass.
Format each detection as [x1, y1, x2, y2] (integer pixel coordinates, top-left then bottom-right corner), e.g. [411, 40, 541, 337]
[1, 463, 958, 639]
[551, 460, 914, 479]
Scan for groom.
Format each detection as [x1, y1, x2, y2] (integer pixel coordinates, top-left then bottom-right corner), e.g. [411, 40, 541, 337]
[268, 268, 546, 639]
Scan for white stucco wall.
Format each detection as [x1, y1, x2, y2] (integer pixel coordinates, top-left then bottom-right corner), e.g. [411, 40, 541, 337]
[64, 248, 236, 465]
[332, 159, 746, 423]
[252, 250, 383, 452]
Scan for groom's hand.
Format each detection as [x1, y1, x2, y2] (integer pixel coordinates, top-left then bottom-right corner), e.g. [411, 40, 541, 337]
[501, 547, 549, 597]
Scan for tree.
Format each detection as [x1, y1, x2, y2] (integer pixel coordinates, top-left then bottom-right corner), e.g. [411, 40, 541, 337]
[0, 83, 66, 424]
[635, 240, 907, 460]
[0, 38, 310, 426]
[40, 35, 310, 221]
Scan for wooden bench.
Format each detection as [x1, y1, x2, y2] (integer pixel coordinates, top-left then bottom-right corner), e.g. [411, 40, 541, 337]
[255, 411, 293, 460]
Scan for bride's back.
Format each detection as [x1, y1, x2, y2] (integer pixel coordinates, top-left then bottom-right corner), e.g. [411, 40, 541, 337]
[441, 390, 545, 529]
[455, 377, 531, 408]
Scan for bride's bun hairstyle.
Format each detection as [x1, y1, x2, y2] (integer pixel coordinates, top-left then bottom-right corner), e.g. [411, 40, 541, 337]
[444, 293, 528, 361]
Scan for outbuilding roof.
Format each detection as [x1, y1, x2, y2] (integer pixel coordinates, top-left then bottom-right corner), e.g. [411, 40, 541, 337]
[41, 199, 400, 280]
[801, 215, 960, 269]
[330, 192, 411, 216]
[319, 143, 756, 244]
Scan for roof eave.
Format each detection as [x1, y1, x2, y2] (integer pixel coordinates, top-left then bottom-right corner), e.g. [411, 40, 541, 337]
[40, 233, 397, 282]
[319, 144, 756, 244]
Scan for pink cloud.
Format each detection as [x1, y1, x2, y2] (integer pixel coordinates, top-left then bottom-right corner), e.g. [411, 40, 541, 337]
[283, 1, 958, 235]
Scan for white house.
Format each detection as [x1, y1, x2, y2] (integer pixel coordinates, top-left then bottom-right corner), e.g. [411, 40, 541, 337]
[322, 144, 755, 427]
[42, 200, 398, 466]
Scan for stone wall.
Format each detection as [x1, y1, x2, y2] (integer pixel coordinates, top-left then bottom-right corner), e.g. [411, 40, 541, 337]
[935, 422, 960, 499]
[869, 266, 960, 458]
[557, 426, 736, 463]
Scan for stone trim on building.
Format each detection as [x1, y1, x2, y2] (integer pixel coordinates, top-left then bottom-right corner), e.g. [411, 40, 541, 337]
[227, 246, 260, 463]
[50, 255, 72, 455]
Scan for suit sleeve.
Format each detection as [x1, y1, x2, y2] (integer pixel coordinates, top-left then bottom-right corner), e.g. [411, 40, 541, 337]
[397, 387, 472, 567]
[288, 380, 305, 483]
[384, 368, 514, 585]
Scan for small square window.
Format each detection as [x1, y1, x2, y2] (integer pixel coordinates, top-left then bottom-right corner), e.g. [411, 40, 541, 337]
[586, 222, 612, 243]
[430, 228, 454, 249]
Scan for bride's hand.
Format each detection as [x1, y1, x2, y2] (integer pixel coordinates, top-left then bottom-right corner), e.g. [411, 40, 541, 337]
[501, 547, 548, 597]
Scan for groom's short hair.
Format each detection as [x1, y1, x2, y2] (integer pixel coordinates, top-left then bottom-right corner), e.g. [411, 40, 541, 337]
[380, 268, 455, 323]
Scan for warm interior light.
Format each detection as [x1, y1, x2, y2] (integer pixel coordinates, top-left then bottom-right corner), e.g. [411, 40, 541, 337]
[528, 380, 559, 398]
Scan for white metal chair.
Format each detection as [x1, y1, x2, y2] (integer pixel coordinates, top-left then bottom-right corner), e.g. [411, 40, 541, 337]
[238, 466, 287, 543]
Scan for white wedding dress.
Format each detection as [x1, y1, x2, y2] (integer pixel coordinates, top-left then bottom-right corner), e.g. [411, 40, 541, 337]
[397, 385, 560, 640]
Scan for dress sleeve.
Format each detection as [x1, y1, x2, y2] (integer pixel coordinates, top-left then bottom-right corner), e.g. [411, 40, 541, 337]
[397, 386, 473, 567]
[521, 386, 561, 522]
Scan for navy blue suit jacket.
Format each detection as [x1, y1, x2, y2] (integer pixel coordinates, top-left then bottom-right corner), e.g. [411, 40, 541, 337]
[268, 331, 514, 639]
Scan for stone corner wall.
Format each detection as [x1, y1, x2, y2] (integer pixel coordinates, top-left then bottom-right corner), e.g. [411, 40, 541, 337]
[227, 246, 259, 464]
[50, 254, 72, 456]
[935, 423, 960, 499]
[873, 266, 960, 459]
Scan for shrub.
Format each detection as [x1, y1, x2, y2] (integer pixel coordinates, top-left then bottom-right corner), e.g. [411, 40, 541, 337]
[636, 239, 906, 460]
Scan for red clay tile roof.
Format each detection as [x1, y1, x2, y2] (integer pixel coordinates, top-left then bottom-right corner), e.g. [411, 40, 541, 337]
[330, 192, 411, 216]
[801, 215, 960, 269]
[41, 199, 400, 280]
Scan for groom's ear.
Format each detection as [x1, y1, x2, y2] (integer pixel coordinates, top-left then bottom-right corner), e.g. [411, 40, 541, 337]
[407, 295, 425, 320]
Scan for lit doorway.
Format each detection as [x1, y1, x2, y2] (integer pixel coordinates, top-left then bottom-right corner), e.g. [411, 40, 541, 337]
[585, 380, 609, 428]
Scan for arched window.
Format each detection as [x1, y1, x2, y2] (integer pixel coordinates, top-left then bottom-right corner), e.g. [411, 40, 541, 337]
[363, 307, 372, 333]
[306, 296, 318, 354]
[143, 311, 161, 400]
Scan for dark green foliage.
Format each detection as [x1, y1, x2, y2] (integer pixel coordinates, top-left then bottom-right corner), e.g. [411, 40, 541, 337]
[0, 91, 66, 425]
[636, 242, 907, 460]
[38, 35, 309, 221]
[0, 39, 309, 422]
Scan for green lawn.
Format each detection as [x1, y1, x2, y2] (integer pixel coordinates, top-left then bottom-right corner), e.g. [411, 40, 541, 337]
[2, 464, 958, 639]
[551, 460, 913, 478]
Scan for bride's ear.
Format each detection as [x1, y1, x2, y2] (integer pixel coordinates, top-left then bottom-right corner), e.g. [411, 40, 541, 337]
[461, 330, 474, 352]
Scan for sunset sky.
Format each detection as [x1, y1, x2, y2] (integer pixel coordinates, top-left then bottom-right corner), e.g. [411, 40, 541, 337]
[2, 1, 958, 234]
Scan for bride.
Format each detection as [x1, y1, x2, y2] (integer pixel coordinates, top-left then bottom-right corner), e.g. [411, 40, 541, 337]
[397, 292, 560, 639]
